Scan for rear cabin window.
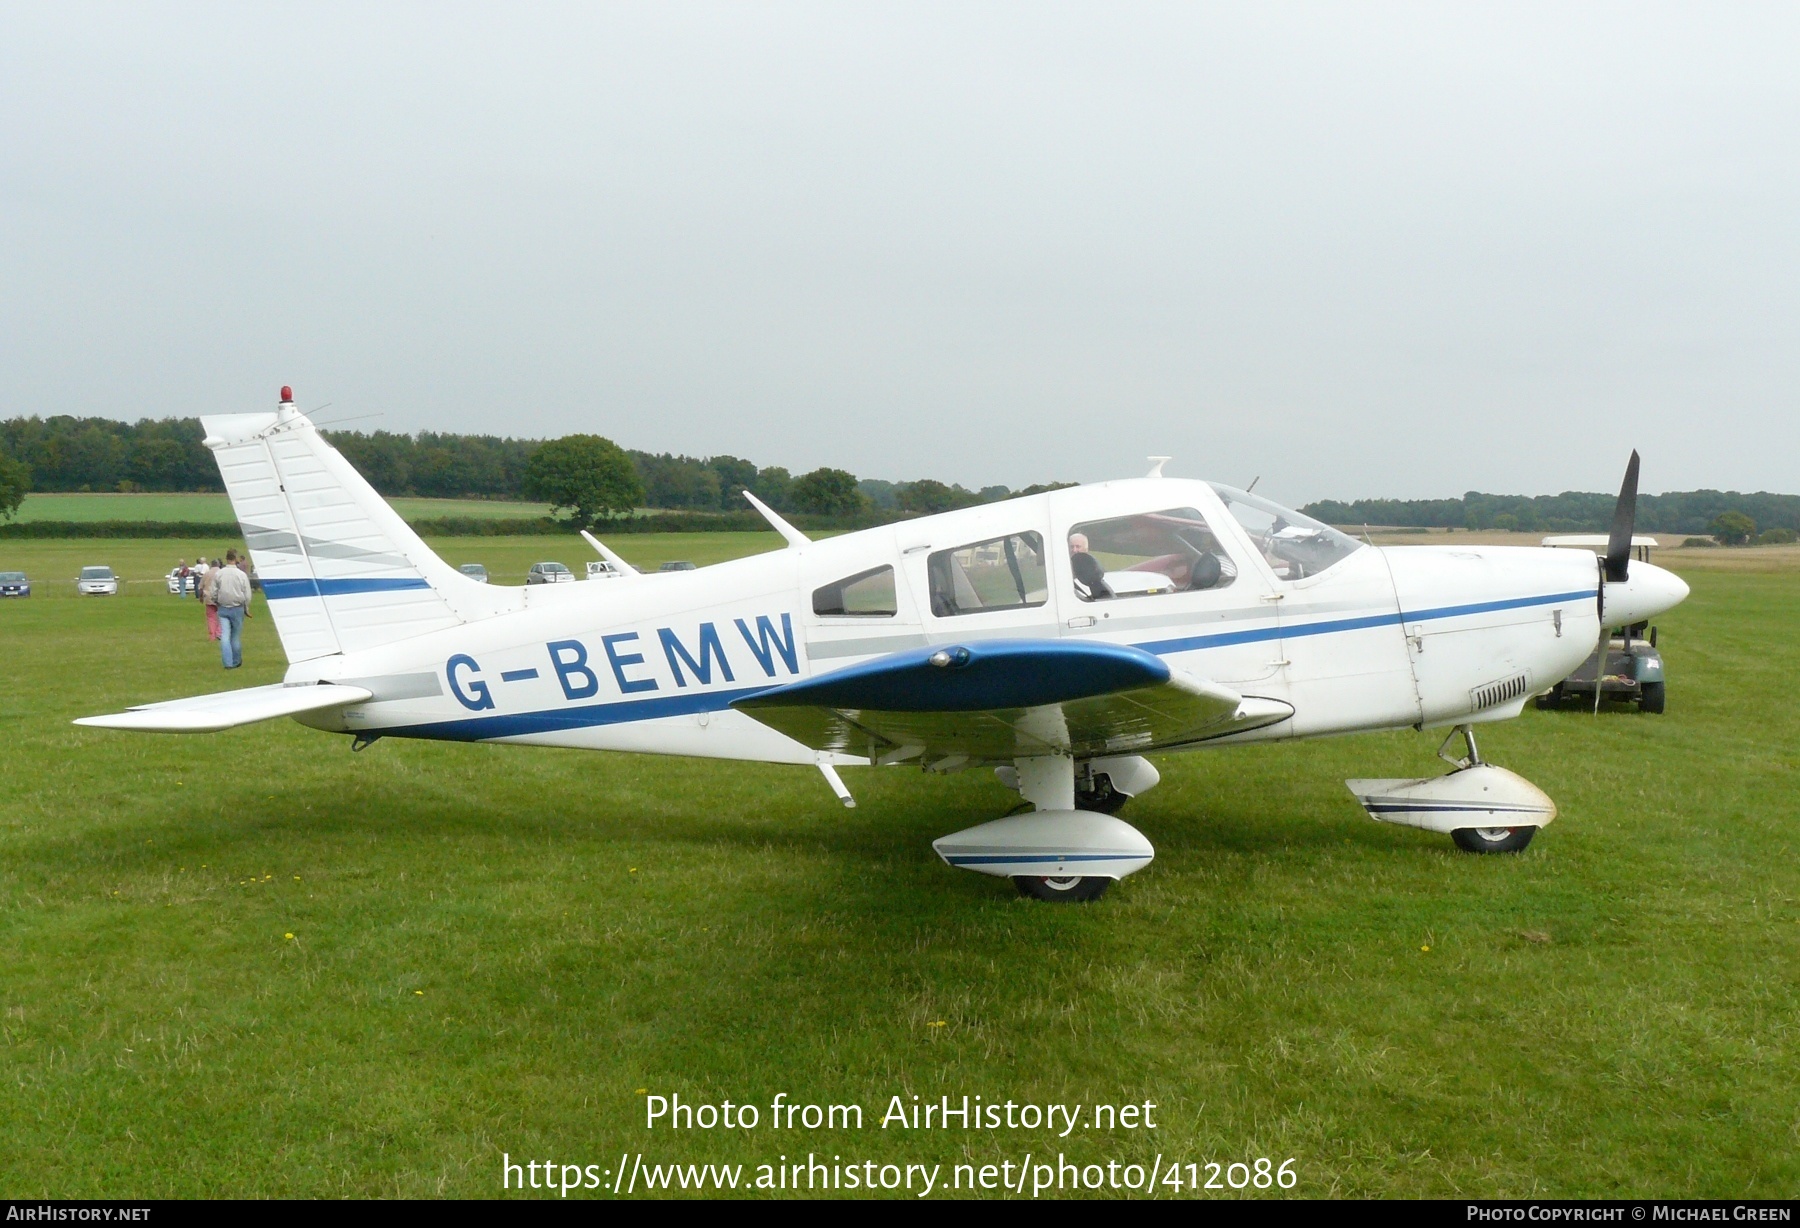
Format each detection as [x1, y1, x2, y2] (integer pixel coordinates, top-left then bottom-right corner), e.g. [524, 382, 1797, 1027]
[813, 565, 898, 617]
[927, 532, 1047, 617]
[1068, 507, 1237, 601]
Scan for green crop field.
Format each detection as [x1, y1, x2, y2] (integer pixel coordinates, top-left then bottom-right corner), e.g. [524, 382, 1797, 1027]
[15, 492, 554, 523]
[0, 537, 1795, 1198]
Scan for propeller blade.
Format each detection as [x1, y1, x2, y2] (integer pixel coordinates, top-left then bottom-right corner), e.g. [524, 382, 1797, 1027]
[1604, 450, 1640, 583]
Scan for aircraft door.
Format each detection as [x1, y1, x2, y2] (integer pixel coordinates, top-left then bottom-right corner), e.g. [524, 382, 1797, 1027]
[907, 516, 1061, 646]
[1051, 503, 1287, 686]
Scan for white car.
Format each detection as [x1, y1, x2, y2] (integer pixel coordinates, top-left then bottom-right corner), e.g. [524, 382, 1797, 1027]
[78, 566, 120, 596]
[585, 560, 626, 580]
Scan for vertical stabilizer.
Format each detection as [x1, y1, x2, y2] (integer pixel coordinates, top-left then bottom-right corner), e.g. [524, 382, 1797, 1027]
[201, 390, 508, 664]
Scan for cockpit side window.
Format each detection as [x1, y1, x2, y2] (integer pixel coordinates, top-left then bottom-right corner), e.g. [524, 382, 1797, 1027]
[1208, 484, 1363, 580]
[1067, 507, 1237, 602]
[812, 565, 897, 617]
[926, 532, 1047, 617]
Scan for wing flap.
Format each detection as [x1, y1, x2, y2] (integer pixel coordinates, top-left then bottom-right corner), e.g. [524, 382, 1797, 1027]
[75, 683, 374, 733]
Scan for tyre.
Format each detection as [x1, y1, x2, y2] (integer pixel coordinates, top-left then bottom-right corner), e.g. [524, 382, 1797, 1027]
[1014, 875, 1112, 903]
[1451, 826, 1537, 854]
[1074, 773, 1130, 815]
[1639, 681, 1666, 714]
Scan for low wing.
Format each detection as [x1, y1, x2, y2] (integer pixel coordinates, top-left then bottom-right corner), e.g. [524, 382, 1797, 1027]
[74, 682, 374, 733]
[732, 639, 1291, 762]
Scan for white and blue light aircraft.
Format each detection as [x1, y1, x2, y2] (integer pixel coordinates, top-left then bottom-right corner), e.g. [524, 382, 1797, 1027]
[79, 390, 1690, 901]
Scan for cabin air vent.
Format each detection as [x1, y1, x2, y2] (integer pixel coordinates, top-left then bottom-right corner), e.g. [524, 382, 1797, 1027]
[1470, 673, 1531, 711]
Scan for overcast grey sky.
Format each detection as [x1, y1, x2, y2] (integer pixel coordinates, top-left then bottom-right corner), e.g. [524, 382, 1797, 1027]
[3, 3, 1797, 505]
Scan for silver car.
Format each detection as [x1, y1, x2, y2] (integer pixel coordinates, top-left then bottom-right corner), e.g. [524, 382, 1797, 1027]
[78, 566, 120, 596]
[526, 561, 575, 585]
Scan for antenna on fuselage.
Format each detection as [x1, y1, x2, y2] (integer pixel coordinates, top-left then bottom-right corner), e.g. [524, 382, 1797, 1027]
[1245, 475, 1261, 493]
[1145, 456, 1172, 479]
[743, 489, 811, 548]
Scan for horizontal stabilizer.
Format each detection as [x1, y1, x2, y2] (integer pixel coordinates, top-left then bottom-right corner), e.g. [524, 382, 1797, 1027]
[75, 683, 373, 733]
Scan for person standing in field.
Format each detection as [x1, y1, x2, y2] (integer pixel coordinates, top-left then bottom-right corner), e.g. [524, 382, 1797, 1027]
[201, 557, 222, 641]
[214, 549, 253, 669]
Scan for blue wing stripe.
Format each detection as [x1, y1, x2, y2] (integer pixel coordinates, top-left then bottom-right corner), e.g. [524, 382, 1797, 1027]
[735, 639, 1168, 714]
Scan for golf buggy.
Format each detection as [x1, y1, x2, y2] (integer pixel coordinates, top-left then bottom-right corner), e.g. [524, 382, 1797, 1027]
[1536, 534, 1667, 713]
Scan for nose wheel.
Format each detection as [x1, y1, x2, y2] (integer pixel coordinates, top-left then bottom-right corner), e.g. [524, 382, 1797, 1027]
[1450, 825, 1537, 854]
[1014, 874, 1112, 902]
[1349, 726, 1556, 855]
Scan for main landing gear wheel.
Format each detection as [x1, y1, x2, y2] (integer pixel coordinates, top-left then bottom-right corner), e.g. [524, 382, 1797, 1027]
[1451, 825, 1537, 854]
[1014, 875, 1112, 903]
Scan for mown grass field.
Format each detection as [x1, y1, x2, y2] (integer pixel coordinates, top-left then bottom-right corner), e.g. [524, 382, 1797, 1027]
[14, 492, 554, 523]
[0, 537, 1795, 1198]
[1, 533, 789, 593]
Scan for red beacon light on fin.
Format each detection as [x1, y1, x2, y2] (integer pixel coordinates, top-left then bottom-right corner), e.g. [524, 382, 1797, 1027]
[279, 386, 293, 404]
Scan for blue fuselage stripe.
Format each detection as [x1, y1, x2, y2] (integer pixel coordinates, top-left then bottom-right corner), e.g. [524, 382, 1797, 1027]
[382, 684, 779, 742]
[1135, 589, 1594, 656]
[364, 588, 1595, 742]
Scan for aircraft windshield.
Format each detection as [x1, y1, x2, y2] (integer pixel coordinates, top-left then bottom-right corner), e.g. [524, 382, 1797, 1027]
[1209, 485, 1363, 580]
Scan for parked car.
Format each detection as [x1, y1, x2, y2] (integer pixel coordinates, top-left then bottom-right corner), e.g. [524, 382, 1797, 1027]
[458, 563, 490, 583]
[657, 561, 697, 573]
[1537, 534, 1667, 713]
[77, 566, 120, 596]
[585, 560, 625, 580]
[166, 568, 197, 595]
[0, 571, 30, 598]
[526, 561, 575, 585]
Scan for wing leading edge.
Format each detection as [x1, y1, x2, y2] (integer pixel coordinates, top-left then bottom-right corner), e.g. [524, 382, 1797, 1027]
[732, 639, 1291, 762]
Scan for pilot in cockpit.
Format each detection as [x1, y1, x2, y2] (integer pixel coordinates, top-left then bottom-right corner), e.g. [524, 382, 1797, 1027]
[1069, 532, 1112, 600]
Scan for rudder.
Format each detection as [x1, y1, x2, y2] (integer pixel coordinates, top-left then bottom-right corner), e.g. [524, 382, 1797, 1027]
[202, 390, 506, 663]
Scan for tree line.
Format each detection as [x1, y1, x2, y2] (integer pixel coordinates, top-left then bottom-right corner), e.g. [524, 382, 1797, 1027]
[4, 413, 1792, 534]
[1300, 489, 1800, 537]
[0, 414, 1069, 524]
